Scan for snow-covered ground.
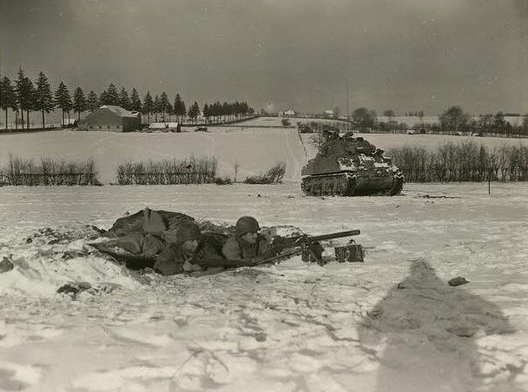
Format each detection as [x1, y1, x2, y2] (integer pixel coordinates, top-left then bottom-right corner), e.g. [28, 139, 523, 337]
[0, 182, 527, 392]
[0, 129, 308, 183]
[1, 128, 526, 185]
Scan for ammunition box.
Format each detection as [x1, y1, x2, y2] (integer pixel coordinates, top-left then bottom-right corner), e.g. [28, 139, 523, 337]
[334, 243, 364, 263]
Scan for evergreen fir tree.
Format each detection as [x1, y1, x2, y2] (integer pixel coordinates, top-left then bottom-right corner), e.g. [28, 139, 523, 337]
[166, 102, 173, 119]
[203, 103, 209, 123]
[130, 88, 142, 112]
[153, 95, 160, 122]
[105, 83, 119, 105]
[73, 87, 87, 121]
[0, 76, 17, 130]
[98, 90, 109, 106]
[160, 91, 169, 121]
[15, 67, 33, 129]
[188, 101, 200, 123]
[173, 93, 183, 122]
[87, 91, 99, 112]
[181, 100, 186, 122]
[54, 81, 72, 127]
[34, 71, 54, 129]
[143, 91, 153, 123]
[118, 87, 130, 110]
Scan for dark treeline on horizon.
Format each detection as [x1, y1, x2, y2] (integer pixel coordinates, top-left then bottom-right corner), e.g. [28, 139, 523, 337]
[346, 106, 528, 137]
[0, 68, 255, 130]
[1, 68, 526, 136]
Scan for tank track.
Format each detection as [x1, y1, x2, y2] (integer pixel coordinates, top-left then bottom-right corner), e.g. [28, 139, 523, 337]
[301, 173, 356, 196]
[386, 171, 405, 196]
[301, 171, 405, 196]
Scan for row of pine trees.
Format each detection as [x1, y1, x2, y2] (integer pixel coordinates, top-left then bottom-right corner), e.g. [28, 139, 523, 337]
[0, 68, 255, 130]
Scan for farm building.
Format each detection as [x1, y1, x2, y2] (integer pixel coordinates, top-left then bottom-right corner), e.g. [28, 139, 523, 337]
[322, 110, 336, 118]
[78, 105, 141, 132]
[279, 109, 296, 117]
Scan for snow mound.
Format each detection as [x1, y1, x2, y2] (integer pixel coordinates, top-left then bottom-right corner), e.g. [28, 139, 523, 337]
[0, 225, 141, 297]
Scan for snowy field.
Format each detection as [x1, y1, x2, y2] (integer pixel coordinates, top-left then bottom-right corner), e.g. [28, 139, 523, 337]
[0, 182, 527, 392]
[0, 129, 307, 183]
[1, 128, 526, 185]
[235, 115, 526, 128]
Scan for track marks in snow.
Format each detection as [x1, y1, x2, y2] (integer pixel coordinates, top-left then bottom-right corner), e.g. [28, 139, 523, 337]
[282, 129, 305, 180]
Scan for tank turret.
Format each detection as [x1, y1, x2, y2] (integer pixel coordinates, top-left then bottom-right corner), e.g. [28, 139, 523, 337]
[301, 132, 404, 196]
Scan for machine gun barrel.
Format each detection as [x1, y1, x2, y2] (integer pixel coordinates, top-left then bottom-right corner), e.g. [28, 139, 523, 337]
[272, 229, 360, 249]
[299, 229, 360, 243]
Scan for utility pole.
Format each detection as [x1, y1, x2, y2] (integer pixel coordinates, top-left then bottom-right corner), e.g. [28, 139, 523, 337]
[488, 167, 492, 194]
[346, 76, 349, 133]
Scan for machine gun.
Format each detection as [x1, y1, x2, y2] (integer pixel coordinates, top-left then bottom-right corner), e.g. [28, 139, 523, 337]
[91, 229, 362, 273]
[262, 229, 361, 265]
[190, 229, 361, 270]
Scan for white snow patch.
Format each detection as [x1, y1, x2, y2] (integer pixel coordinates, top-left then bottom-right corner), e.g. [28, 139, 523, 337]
[0, 182, 526, 392]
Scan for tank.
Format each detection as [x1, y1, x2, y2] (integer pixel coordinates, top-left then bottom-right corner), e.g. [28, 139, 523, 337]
[301, 131, 404, 196]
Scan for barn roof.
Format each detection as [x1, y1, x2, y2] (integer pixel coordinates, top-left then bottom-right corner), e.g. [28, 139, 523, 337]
[100, 105, 139, 118]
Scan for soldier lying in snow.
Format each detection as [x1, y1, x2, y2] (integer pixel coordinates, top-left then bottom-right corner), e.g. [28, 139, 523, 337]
[222, 216, 281, 262]
[89, 209, 363, 275]
[90, 209, 299, 275]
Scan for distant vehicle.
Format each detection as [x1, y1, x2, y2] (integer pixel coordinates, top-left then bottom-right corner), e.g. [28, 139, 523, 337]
[297, 122, 313, 133]
[194, 127, 208, 132]
[301, 132, 404, 196]
[471, 131, 483, 137]
[407, 129, 426, 135]
[322, 125, 340, 133]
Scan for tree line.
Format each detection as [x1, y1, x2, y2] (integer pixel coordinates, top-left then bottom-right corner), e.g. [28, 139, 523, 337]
[0, 67, 255, 130]
[388, 141, 528, 182]
[348, 106, 528, 137]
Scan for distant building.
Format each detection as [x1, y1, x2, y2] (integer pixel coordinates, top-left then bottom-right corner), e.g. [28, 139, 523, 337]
[78, 105, 141, 132]
[322, 110, 335, 118]
[281, 109, 296, 117]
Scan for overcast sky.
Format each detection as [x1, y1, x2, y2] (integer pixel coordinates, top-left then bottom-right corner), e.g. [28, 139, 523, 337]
[1, 0, 527, 115]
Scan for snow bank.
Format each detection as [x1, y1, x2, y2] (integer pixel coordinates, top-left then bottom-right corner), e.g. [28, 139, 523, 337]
[0, 182, 527, 392]
[0, 226, 141, 298]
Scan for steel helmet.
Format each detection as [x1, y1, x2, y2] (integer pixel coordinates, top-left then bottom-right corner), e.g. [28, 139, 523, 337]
[235, 216, 260, 236]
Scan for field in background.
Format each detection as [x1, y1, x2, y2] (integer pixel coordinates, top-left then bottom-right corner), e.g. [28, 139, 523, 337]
[1, 119, 527, 184]
[0, 128, 306, 183]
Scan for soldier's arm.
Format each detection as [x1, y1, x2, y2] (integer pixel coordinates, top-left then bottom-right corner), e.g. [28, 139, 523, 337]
[222, 238, 243, 260]
[256, 235, 290, 260]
